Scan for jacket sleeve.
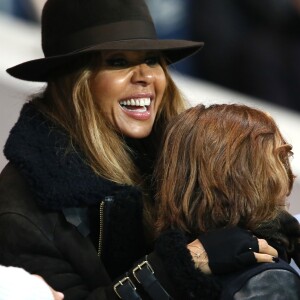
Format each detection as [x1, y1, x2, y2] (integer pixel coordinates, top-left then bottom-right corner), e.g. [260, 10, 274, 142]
[153, 229, 221, 300]
[0, 213, 118, 300]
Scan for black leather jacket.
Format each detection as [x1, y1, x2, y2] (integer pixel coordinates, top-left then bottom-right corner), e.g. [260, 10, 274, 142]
[219, 259, 300, 299]
[0, 103, 219, 299]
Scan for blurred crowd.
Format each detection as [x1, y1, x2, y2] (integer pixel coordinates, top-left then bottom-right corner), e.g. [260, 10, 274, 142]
[188, 0, 300, 113]
[146, 0, 300, 113]
[0, 0, 44, 22]
[1, 0, 300, 112]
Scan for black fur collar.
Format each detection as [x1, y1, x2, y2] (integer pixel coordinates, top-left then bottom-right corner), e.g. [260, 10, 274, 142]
[4, 103, 139, 210]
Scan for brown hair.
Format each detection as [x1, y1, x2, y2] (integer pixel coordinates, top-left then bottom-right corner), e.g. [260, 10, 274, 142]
[155, 104, 295, 234]
[32, 53, 187, 186]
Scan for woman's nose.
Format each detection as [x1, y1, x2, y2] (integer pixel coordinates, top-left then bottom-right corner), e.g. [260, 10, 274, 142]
[131, 63, 154, 85]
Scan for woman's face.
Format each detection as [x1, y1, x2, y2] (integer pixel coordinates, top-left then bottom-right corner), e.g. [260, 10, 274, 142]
[90, 50, 167, 138]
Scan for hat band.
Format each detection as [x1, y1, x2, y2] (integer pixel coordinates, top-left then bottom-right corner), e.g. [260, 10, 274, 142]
[44, 20, 157, 57]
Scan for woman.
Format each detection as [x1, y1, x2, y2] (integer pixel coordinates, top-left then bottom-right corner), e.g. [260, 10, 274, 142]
[0, 0, 279, 299]
[155, 104, 300, 299]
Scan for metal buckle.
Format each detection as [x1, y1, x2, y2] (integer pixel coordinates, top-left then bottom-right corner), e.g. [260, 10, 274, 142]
[113, 276, 136, 299]
[132, 260, 154, 283]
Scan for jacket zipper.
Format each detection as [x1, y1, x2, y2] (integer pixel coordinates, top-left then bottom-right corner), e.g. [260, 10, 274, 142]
[98, 201, 105, 257]
[98, 196, 114, 257]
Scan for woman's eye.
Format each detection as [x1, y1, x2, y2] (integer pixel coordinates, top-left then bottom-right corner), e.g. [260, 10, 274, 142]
[105, 58, 128, 68]
[105, 55, 160, 68]
[144, 56, 160, 66]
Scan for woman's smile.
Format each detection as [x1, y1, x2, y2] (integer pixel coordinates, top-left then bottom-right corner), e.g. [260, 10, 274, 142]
[119, 95, 152, 120]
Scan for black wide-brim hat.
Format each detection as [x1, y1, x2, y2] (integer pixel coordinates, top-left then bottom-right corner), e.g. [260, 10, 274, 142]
[6, 0, 204, 82]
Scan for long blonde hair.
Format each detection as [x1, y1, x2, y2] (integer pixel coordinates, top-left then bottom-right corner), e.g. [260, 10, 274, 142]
[155, 104, 295, 234]
[32, 53, 187, 186]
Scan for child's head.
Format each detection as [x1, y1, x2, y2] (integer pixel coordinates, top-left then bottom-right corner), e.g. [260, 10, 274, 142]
[155, 104, 295, 234]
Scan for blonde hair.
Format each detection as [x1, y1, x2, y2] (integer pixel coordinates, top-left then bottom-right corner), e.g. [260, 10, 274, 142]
[32, 53, 187, 186]
[155, 104, 295, 234]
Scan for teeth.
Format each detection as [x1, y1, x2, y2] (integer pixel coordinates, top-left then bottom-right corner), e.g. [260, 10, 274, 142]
[120, 98, 151, 107]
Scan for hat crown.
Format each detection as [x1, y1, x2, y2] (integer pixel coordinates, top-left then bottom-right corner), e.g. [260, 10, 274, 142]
[41, 0, 156, 56]
[7, 0, 203, 82]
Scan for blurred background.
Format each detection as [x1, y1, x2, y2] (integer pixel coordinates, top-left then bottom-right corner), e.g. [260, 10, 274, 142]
[0, 0, 299, 217]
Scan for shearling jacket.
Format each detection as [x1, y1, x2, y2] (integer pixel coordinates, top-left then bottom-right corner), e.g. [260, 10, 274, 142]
[0, 103, 221, 300]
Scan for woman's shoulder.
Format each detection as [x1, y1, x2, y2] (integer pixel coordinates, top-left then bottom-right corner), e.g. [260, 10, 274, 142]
[0, 163, 59, 238]
[0, 163, 42, 213]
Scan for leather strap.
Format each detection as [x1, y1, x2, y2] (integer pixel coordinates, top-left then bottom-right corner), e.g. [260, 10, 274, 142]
[132, 258, 171, 300]
[113, 277, 141, 300]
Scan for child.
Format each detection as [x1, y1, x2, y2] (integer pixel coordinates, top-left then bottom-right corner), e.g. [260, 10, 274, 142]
[155, 103, 300, 299]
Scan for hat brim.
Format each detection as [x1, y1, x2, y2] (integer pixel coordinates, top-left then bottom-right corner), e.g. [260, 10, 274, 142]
[6, 39, 204, 82]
